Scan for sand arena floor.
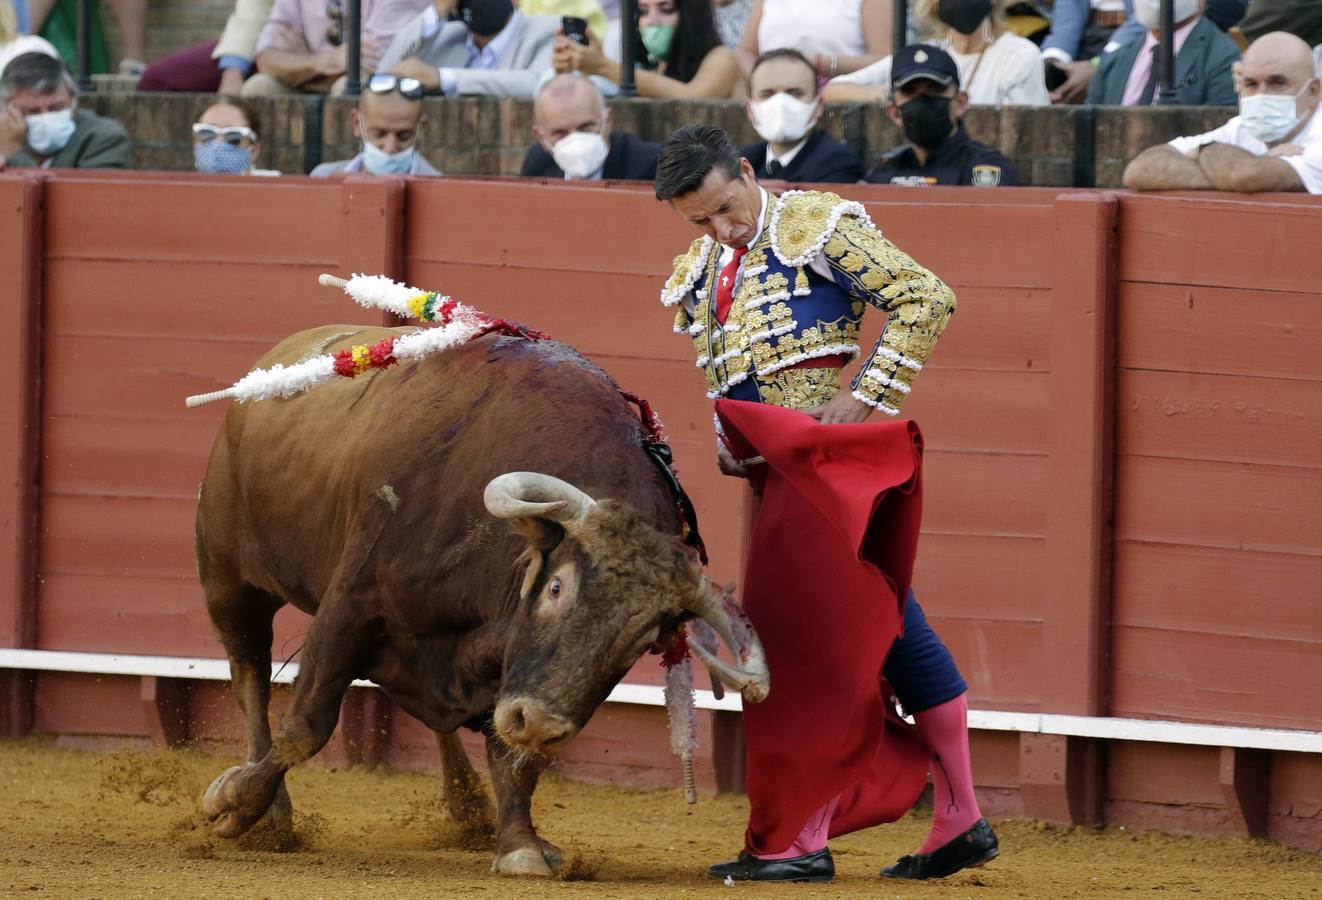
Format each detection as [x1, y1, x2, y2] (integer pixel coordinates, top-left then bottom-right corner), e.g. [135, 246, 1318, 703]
[1, 737, 1319, 899]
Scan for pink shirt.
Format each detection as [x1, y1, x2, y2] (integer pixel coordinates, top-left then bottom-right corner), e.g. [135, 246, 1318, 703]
[255, 0, 429, 73]
[1121, 16, 1199, 107]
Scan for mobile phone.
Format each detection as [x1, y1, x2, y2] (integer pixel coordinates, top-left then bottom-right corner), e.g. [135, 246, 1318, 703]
[562, 16, 590, 45]
[1044, 59, 1067, 93]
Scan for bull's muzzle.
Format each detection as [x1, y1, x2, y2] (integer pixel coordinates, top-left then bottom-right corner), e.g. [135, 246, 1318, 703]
[493, 696, 580, 753]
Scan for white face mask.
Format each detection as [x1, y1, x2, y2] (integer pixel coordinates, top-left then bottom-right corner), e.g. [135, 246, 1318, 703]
[361, 140, 416, 174]
[749, 92, 818, 145]
[1239, 83, 1313, 143]
[1134, 0, 1199, 30]
[551, 130, 609, 180]
[25, 107, 77, 156]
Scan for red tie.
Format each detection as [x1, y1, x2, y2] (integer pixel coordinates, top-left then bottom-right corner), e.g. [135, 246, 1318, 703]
[714, 246, 748, 325]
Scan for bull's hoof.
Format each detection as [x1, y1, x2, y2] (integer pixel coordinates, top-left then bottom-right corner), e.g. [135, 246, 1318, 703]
[200, 765, 271, 840]
[492, 838, 564, 878]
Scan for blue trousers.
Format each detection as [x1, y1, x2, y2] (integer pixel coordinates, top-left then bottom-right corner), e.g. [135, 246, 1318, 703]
[881, 591, 967, 714]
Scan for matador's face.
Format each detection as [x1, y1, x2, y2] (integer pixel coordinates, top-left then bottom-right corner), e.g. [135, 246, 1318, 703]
[669, 157, 763, 249]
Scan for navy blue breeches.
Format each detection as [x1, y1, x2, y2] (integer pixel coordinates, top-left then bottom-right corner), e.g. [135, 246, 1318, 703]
[882, 591, 967, 714]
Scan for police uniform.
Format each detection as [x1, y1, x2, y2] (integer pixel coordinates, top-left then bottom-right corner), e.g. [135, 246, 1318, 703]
[661, 188, 968, 718]
[865, 126, 1019, 187]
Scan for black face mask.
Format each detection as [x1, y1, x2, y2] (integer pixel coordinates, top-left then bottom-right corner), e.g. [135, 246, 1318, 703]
[459, 0, 514, 37]
[898, 94, 955, 150]
[937, 0, 992, 35]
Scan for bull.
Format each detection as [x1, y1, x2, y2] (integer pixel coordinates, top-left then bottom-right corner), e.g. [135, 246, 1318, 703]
[193, 323, 767, 875]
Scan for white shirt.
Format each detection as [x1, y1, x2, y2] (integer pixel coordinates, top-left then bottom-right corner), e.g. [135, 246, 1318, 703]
[707, 189, 835, 309]
[766, 133, 812, 172]
[830, 32, 1051, 106]
[1168, 106, 1322, 194]
[436, 10, 523, 95]
[758, 0, 867, 59]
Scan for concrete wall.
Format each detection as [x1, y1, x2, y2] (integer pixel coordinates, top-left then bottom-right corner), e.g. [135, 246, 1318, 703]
[81, 92, 1236, 187]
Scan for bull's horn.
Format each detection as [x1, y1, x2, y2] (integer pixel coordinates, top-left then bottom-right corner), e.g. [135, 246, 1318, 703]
[685, 578, 770, 704]
[483, 472, 596, 530]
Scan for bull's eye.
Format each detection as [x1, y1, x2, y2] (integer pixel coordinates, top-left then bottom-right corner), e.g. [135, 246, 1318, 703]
[548, 577, 562, 600]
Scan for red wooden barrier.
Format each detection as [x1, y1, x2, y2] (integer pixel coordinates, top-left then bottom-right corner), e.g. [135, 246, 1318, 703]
[0, 172, 1318, 850]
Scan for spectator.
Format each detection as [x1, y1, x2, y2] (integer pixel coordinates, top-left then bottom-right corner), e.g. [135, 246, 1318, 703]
[0, 51, 129, 170]
[1123, 31, 1320, 193]
[193, 97, 280, 176]
[714, 0, 754, 49]
[522, 0, 607, 44]
[378, 0, 558, 97]
[242, 0, 429, 97]
[1239, 0, 1322, 49]
[1086, 0, 1239, 106]
[137, 0, 276, 94]
[519, 72, 658, 179]
[864, 43, 1018, 186]
[740, 48, 862, 182]
[2, 0, 57, 76]
[1040, 1, 1138, 104]
[25, 0, 146, 75]
[551, 0, 742, 98]
[311, 73, 441, 175]
[737, 0, 890, 80]
[825, 0, 1050, 106]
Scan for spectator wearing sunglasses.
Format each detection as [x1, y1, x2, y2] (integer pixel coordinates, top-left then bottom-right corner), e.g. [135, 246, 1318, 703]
[311, 73, 442, 175]
[242, 0, 431, 97]
[377, 0, 559, 98]
[193, 97, 281, 176]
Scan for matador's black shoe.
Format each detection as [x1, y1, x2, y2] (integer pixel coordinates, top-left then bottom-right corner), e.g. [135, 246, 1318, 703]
[707, 849, 835, 883]
[880, 818, 999, 880]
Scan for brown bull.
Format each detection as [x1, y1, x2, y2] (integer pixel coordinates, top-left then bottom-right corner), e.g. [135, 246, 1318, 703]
[194, 324, 766, 875]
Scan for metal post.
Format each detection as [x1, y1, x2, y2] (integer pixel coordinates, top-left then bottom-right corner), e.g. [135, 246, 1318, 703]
[892, 0, 909, 53]
[1155, 0, 1178, 105]
[345, 0, 362, 96]
[619, 0, 637, 96]
[76, 0, 94, 92]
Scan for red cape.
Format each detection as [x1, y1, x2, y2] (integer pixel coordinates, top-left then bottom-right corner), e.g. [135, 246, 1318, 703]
[715, 399, 929, 855]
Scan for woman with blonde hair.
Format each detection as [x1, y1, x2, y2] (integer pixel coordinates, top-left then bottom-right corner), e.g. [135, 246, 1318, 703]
[824, 0, 1048, 106]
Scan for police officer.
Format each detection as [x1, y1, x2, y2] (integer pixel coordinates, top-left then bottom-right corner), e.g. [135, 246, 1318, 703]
[865, 44, 1019, 187]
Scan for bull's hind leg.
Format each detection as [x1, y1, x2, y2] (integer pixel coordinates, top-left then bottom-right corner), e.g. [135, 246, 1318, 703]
[435, 730, 495, 841]
[200, 575, 294, 838]
[202, 596, 366, 839]
[485, 728, 563, 876]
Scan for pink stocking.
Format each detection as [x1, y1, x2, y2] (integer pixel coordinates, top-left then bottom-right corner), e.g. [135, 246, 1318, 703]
[755, 795, 839, 860]
[913, 693, 982, 854]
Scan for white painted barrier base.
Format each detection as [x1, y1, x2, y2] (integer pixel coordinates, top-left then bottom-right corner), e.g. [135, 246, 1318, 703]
[3, 648, 1320, 754]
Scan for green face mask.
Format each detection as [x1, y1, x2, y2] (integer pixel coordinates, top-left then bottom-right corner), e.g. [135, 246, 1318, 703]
[640, 24, 676, 62]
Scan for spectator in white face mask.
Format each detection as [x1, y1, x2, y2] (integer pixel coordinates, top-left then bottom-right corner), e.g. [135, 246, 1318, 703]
[0, 51, 130, 171]
[519, 72, 659, 180]
[311, 73, 442, 176]
[1124, 31, 1322, 193]
[1086, 0, 1239, 106]
[740, 48, 862, 183]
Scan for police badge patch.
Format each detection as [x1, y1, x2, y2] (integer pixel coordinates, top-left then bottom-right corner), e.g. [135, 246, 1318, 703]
[971, 165, 1002, 187]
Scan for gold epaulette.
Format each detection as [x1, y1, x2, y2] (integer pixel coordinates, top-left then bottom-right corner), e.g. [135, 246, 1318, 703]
[660, 235, 715, 308]
[768, 190, 876, 268]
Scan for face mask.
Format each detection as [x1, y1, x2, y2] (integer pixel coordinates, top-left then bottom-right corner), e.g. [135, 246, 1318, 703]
[640, 24, 676, 63]
[25, 108, 77, 156]
[194, 140, 254, 174]
[1133, 0, 1199, 30]
[552, 130, 609, 179]
[459, 0, 514, 37]
[361, 141, 416, 174]
[936, 0, 992, 36]
[749, 92, 818, 145]
[899, 94, 955, 150]
[1239, 84, 1312, 143]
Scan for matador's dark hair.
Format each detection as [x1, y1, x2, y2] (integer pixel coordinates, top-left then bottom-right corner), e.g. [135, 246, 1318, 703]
[654, 124, 742, 201]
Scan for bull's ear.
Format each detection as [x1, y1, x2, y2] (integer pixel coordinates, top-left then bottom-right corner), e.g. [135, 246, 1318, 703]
[516, 548, 545, 601]
[504, 515, 564, 552]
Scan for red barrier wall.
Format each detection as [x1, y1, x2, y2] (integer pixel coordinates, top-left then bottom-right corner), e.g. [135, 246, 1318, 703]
[0, 172, 1318, 849]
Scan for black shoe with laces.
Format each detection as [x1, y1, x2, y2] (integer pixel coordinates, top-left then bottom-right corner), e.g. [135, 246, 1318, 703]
[880, 818, 999, 880]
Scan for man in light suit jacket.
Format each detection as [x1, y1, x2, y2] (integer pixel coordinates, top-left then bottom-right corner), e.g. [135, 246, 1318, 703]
[379, 0, 558, 98]
[1086, 1, 1239, 107]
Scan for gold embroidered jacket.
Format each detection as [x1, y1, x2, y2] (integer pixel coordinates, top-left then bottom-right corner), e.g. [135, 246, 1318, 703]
[661, 190, 955, 415]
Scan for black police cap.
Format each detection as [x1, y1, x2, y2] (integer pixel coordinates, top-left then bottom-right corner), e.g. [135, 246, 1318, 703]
[891, 43, 960, 90]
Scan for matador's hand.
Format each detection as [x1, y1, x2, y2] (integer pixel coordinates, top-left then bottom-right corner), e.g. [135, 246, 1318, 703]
[807, 388, 875, 425]
[716, 444, 750, 479]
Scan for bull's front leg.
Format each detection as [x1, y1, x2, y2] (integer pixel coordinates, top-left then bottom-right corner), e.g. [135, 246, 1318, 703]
[484, 728, 563, 876]
[202, 600, 366, 840]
